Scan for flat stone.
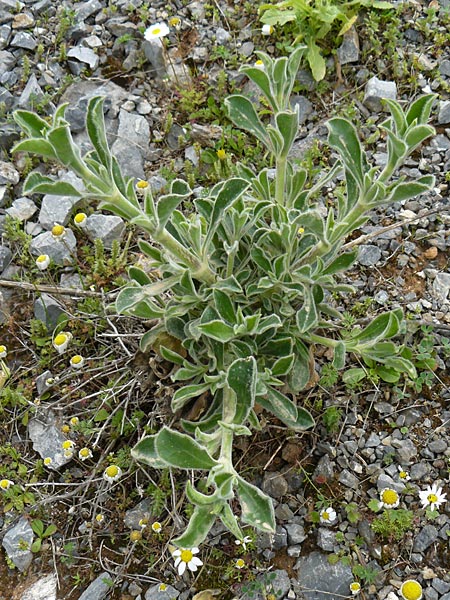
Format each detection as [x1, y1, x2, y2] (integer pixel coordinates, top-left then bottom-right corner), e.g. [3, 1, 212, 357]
[413, 524, 439, 552]
[241, 569, 291, 600]
[34, 293, 66, 331]
[111, 109, 151, 179]
[285, 523, 306, 545]
[10, 30, 36, 50]
[428, 439, 447, 453]
[0, 245, 12, 272]
[215, 27, 231, 44]
[18, 73, 43, 108]
[0, 84, 14, 109]
[393, 438, 417, 465]
[338, 469, 359, 489]
[437, 101, 450, 125]
[337, 27, 359, 65]
[124, 498, 152, 529]
[294, 551, 353, 600]
[38, 173, 84, 229]
[78, 572, 113, 600]
[74, 0, 102, 21]
[0, 50, 15, 75]
[21, 574, 57, 600]
[431, 272, 450, 303]
[363, 77, 397, 112]
[317, 527, 336, 552]
[12, 12, 34, 29]
[0, 159, 19, 185]
[145, 584, 180, 600]
[29, 229, 77, 266]
[358, 244, 381, 266]
[28, 410, 73, 469]
[143, 38, 166, 78]
[67, 46, 99, 70]
[376, 472, 405, 494]
[2, 517, 34, 571]
[84, 214, 125, 249]
[262, 471, 288, 498]
[0, 24, 11, 48]
[430, 134, 450, 150]
[35, 370, 55, 396]
[313, 454, 335, 482]
[440, 59, 450, 77]
[5, 197, 37, 221]
[432, 579, 450, 594]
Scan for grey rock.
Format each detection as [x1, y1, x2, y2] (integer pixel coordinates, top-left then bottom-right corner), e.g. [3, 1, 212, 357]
[285, 523, 306, 545]
[338, 469, 359, 489]
[0, 84, 14, 109]
[2, 517, 34, 571]
[20, 574, 57, 600]
[184, 145, 199, 166]
[376, 472, 405, 494]
[145, 583, 180, 600]
[106, 17, 137, 37]
[363, 77, 397, 112]
[34, 294, 66, 331]
[393, 438, 417, 465]
[258, 525, 288, 551]
[431, 272, 450, 302]
[432, 579, 450, 594]
[78, 572, 113, 600]
[84, 214, 125, 249]
[337, 27, 359, 65]
[313, 454, 335, 481]
[124, 498, 152, 529]
[409, 461, 431, 480]
[188, 1, 206, 19]
[425, 589, 439, 600]
[0, 50, 15, 75]
[29, 229, 77, 266]
[38, 173, 84, 229]
[215, 27, 231, 44]
[67, 46, 99, 70]
[0, 159, 19, 185]
[262, 472, 288, 498]
[5, 197, 37, 221]
[241, 569, 291, 600]
[111, 109, 150, 179]
[12, 12, 34, 29]
[0, 24, 11, 49]
[166, 123, 186, 150]
[10, 30, 36, 49]
[374, 290, 389, 304]
[291, 95, 313, 125]
[18, 73, 43, 108]
[437, 101, 450, 125]
[430, 134, 450, 150]
[358, 519, 376, 546]
[149, 175, 167, 193]
[413, 524, 439, 552]
[366, 432, 381, 447]
[294, 551, 353, 600]
[28, 410, 73, 469]
[0, 121, 20, 151]
[143, 38, 167, 78]
[317, 527, 336, 552]
[428, 439, 447, 453]
[358, 244, 381, 266]
[239, 41, 254, 57]
[35, 370, 55, 396]
[74, 0, 102, 21]
[0, 245, 12, 271]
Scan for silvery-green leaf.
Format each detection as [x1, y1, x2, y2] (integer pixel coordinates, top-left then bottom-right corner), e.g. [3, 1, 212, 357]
[405, 94, 436, 126]
[197, 320, 236, 342]
[226, 356, 257, 425]
[173, 505, 217, 548]
[22, 172, 82, 196]
[13, 139, 57, 160]
[171, 383, 210, 412]
[86, 97, 111, 170]
[218, 502, 243, 540]
[225, 95, 270, 147]
[236, 476, 275, 533]
[131, 435, 168, 469]
[155, 427, 218, 470]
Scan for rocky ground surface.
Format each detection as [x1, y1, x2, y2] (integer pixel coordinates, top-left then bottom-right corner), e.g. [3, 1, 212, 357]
[0, 0, 449, 599]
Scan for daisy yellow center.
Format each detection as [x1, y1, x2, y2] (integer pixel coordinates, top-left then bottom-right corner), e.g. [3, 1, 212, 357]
[105, 465, 119, 477]
[255, 60, 263, 65]
[236, 558, 245, 568]
[74, 213, 86, 223]
[61, 425, 70, 433]
[95, 514, 104, 522]
[71, 355, 82, 364]
[169, 17, 180, 26]
[401, 581, 422, 600]
[217, 149, 226, 160]
[37, 255, 47, 262]
[136, 180, 148, 189]
[80, 448, 90, 457]
[399, 471, 407, 478]
[54, 334, 67, 346]
[180, 549, 193, 563]
[52, 225, 65, 236]
[44, 457, 52, 465]
[159, 584, 167, 592]
[322, 511, 329, 520]
[381, 489, 398, 505]
[427, 493, 437, 503]
[152, 522, 162, 532]
[298, 227, 305, 234]
[350, 583, 360, 591]
[0, 480, 10, 488]
[153, 28, 161, 35]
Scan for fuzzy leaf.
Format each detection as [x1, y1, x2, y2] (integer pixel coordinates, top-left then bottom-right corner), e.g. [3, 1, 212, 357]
[197, 320, 236, 342]
[155, 427, 218, 470]
[13, 110, 50, 137]
[225, 95, 269, 147]
[86, 97, 111, 170]
[23, 172, 82, 197]
[131, 435, 168, 468]
[173, 505, 217, 548]
[171, 383, 210, 412]
[236, 476, 275, 532]
[226, 357, 257, 425]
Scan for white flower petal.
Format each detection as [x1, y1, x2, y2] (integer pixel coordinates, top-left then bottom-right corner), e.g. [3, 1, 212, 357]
[190, 557, 203, 567]
[178, 561, 186, 576]
[188, 561, 198, 572]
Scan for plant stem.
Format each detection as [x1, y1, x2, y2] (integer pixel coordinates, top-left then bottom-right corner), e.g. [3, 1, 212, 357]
[275, 156, 287, 206]
[219, 385, 236, 472]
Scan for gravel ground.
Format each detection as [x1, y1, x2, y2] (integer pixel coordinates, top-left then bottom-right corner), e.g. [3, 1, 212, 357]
[0, 1, 449, 599]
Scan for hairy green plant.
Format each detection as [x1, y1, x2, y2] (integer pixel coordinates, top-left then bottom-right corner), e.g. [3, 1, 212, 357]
[12, 48, 436, 548]
[259, 0, 393, 80]
[371, 508, 414, 541]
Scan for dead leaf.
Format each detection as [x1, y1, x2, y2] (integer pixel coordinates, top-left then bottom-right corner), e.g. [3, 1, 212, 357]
[192, 590, 222, 600]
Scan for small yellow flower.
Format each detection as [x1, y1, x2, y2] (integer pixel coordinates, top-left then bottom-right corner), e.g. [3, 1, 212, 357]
[158, 584, 167, 592]
[261, 24, 273, 35]
[151, 521, 162, 533]
[51, 224, 66, 239]
[172, 547, 203, 576]
[298, 227, 305, 235]
[70, 355, 84, 369]
[135, 179, 149, 193]
[0, 479, 14, 490]
[0, 345, 7, 359]
[138, 517, 149, 528]
[62, 440, 75, 451]
[74, 212, 87, 227]
[379, 488, 400, 509]
[235, 558, 246, 569]
[398, 466, 410, 481]
[36, 254, 50, 270]
[103, 464, 122, 483]
[61, 424, 70, 434]
[43, 457, 53, 467]
[52, 332, 72, 354]
[79, 447, 93, 461]
[254, 59, 265, 70]
[400, 580, 423, 600]
[169, 16, 181, 29]
[70, 417, 79, 426]
[95, 513, 105, 524]
[350, 582, 361, 595]
[130, 529, 142, 542]
[217, 149, 227, 161]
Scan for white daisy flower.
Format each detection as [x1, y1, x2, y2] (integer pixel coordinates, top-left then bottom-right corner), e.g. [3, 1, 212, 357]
[398, 466, 410, 481]
[0, 345, 6, 358]
[254, 59, 265, 70]
[103, 464, 122, 483]
[172, 547, 203, 576]
[78, 447, 92, 461]
[235, 535, 252, 551]
[400, 579, 423, 600]
[0, 479, 14, 490]
[379, 488, 400, 509]
[151, 521, 162, 533]
[350, 581, 361, 595]
[418, 483, 447, 511]
[261, 24, 273, 35]
[74, 212, 87, 228]
[144, 22, 170, 41]
[235, 558, 246, 569]
[36, 254, 50, 270]
[70, 355, 84, 369]
[52, 332, 72, 354]
[319, 506, 337, 524]
[51, 224, 66, 240]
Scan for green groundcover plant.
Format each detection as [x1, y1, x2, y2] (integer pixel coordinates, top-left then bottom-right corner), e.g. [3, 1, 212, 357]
[259, 0, 393, 80]
[12, 47, 436, 548]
